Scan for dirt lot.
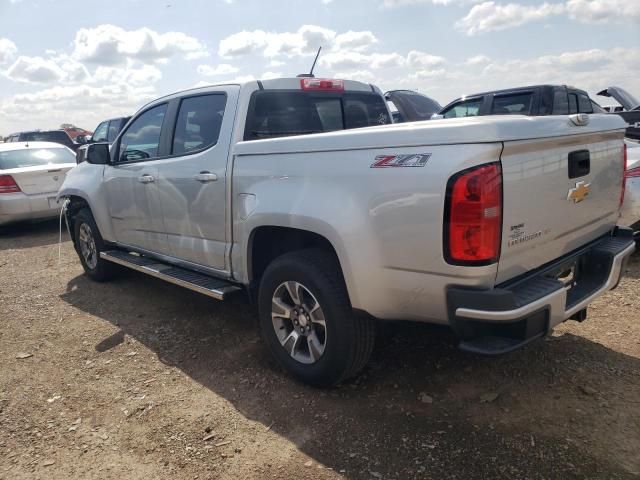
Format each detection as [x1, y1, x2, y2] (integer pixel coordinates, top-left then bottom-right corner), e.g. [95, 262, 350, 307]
[1, 220, 639, 480]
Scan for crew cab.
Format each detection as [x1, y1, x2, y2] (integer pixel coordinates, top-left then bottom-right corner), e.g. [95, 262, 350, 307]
[59, 77, 634, 386]
[436, 85, 603, 119]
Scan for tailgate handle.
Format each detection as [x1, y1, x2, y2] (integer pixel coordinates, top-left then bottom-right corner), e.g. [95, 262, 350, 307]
[568, 150, 590, 179]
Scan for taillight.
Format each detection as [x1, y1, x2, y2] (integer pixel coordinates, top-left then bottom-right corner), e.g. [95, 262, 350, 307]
[0, 175, 21, 194]
[620, 143, 628, 208]
[300, 78, 344, 91]
[444, 162, 502, 265]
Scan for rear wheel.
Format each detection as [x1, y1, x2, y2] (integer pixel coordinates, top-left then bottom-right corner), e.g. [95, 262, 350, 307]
[73, 208, 118, 282]
[258, 249, 376, 387]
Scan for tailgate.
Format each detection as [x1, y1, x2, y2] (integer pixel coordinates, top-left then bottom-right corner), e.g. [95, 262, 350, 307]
[497, 126, 625, 283]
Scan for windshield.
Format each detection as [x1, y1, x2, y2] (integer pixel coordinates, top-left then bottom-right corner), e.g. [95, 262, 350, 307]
[0, 148, 75, 169]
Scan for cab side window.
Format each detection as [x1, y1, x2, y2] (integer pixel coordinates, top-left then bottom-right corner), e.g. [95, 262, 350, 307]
[118, 104, 167, 162]
[568, 93, 579, 114]
[552, 89, 569, 115]
[577, 93, 594, 114]
[172, 94, 226, 155]
[442, 97, 483, 118]
[92, 122, 109, 142]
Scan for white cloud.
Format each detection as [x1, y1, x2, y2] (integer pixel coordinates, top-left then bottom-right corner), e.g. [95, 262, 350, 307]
[72, 24, 208, 66]
[321, 51, 406, 70]
[333, 31, 378, 51]
[196, 63, 239, 77]
[565, 0, 640, 23]
[0, 38, 18, 65]
[0, 82, 155, 131]
[7, 56, 65, 83]
[219, 25, 335, 58]
[465, 54, 491, 65]
[93, 63, 162, 86]
[218, 25, 377, 59]
[384, 0, 481, 6]
[260, 71, 283, 80]
[456, 1, 566, 35]
[406, 50, 446, 68]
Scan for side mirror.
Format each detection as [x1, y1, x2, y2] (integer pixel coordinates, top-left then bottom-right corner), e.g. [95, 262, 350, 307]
[85, 142, 110, 165]
[430, 114, 445, 120]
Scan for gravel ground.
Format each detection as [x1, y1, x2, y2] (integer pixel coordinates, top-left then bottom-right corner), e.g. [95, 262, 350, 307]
[1, 220, 639, 480]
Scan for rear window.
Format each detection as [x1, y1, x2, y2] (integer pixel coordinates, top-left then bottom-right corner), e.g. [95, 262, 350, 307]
[490, 93, 533, 115]
[22, 132, 70, 144]
[0, 148, 75, 170]
[244, 91, 390, 141]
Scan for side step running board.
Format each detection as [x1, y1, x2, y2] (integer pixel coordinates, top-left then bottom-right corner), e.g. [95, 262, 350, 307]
[100, 250, 241, 300]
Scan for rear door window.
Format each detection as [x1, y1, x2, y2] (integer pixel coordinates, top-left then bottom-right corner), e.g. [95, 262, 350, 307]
[442, 97, 483, 119]
[490, 92, 534, 115]
[568, 93, 579, 114]
[244, 91, 390, 141]
[118, 104, 167, 162]
[172, 94, 227, 155]
[577, 93, 594, 113]
[553, 89, 569, 115]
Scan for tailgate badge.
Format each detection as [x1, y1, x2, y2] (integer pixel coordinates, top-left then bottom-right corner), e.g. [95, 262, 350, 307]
[567, 181, 590, 203]
[371, 153, 431, 168]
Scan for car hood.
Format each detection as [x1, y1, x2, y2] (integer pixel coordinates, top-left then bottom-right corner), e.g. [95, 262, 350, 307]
[597, 86, 640, 111]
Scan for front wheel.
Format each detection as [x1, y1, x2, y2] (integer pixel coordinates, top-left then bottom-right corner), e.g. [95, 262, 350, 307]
[258, 249, 376, 387]
[73, 208, 118, 282]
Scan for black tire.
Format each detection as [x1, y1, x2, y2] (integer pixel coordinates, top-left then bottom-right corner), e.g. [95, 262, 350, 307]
[73, 208, 118, 282]
[258, 248, 376, 387]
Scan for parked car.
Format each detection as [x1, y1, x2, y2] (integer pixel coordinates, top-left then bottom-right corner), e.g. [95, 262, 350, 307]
[436, 85, 604, 119]
[59, 77, 634, 386]
[384, 90, 442, 123]
[5, 130, 83, 152]
[597, 86, 640, 141]
[620, 139, 640, 232]
[0, 142, 76, 226]
[76, 116, 131, 164]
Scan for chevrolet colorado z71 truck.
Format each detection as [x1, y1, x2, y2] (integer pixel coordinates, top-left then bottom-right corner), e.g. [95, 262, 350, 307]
[59, 77, 635, 386]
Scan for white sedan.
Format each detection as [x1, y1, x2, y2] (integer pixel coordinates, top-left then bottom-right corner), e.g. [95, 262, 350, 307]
[620, 139, 640, 231]
[0, 142, 76, 226]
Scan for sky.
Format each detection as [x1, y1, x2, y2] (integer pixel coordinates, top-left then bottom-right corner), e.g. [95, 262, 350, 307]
[0, 0, 638, 135]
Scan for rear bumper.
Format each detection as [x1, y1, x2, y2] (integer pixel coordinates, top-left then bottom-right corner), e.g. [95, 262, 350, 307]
[0, 192, 61, 226]
[447, 228, 635, 354]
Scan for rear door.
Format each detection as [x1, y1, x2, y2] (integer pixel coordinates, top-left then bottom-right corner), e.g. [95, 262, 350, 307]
[496, 118, 625, 283]
[156, 87, 238, 271]
[103, 103, 170, 254]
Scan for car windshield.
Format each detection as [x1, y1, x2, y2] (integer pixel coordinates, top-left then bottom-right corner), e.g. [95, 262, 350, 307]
[0, 148, 75, 169]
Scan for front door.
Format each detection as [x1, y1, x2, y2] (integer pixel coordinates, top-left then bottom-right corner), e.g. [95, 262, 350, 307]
[156, 87, 237, 271]
[104, 103, 170, 254]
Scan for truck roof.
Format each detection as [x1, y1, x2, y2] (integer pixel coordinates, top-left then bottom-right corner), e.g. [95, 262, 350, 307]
[141, 77, 379, 111]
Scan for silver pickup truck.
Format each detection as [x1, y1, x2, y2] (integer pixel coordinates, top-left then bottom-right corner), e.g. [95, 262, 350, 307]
[59, 77, 635, 386]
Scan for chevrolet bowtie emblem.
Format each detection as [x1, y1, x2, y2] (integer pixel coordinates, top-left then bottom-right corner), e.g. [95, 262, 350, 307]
[567, 181, 590, 203]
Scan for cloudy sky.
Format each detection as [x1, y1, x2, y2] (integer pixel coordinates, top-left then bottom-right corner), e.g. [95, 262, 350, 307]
[0, 0, 638, 135]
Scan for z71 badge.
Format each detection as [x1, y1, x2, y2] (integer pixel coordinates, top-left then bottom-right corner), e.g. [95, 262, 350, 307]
[371, 153, 431, 168]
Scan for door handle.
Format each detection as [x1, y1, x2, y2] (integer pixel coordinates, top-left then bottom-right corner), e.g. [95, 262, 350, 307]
[194, 171, 218, 183]
[138, 174, 155, 184]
